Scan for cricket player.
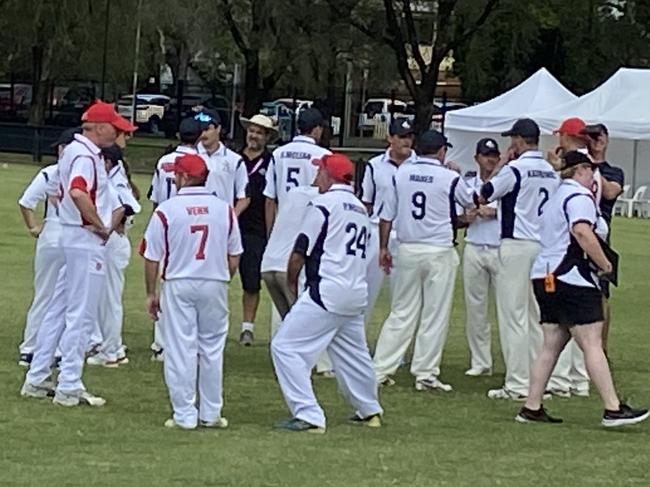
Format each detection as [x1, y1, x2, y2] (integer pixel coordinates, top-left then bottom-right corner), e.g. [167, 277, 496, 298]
[373, 130, 460, 392]
[271, 153, 383, 433]
[148, 116, 204, 361]
[455, 138, 501, 377]
[360, 118, 415, 323]
[141, 153, 243, 429]
[264, 107, 331, 232]
[21, 100, 134, 407]
[17, 128, 80, 367]
[196, 109, 250, 215]
[479, 118, 559, 401]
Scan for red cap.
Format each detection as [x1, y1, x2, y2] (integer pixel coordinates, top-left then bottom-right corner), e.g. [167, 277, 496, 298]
[82, 100, 138, 133]
[312, 153, 354, 183]
[554, 117, 586, 136]
[174, 154, 208, 179]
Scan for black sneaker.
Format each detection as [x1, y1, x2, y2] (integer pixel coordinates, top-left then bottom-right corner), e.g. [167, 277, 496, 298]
[18, 353, 33, 367]
[602, 404, 649, 428]
[239, 330, 253, 347]
[515, 406, 563, 424]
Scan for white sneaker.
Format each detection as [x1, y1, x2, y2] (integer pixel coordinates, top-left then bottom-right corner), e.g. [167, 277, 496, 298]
[21, 381, 54, 399]
[86, 355, 120, 369]
[415, 377, 453, 392]
[379, 377, 396, 387]
[164, 418, 196, 429]
[315, 370, 335, 379]
[547, 388, 571, 398]
[200, 417, 229, 429]
[80, 391, 106, 407]
[53, 390, 106, 407]
[487, 388, 527, 401]
[151, 349, 164, 362]
[570, 387, 590, 397]
[465, 367, 492, 377]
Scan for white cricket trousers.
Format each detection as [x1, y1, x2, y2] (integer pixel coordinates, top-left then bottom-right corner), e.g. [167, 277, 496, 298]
[494, 239, 543, 396]
[271, 294, 383, 429]
[548, 339, 589, 393]
[161, 279, 229, 428]
[373, 243, 459, 382]
[463, 243, 499, 371]
[26, 229, 106, 394]
[96, 233, 131, 362]
[20, 222, 64, 354]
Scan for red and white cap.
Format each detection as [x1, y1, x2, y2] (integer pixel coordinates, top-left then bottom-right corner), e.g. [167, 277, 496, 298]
[553, 117, 586, 136]
[82, 100, 138, 133]
[312, 153, 354, 184]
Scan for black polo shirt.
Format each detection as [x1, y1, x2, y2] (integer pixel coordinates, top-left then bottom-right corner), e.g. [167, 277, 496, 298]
[597, 161, 625, 225]
[238, 150, 272, 237]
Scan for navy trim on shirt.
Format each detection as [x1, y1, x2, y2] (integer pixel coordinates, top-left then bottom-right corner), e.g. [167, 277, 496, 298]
[449, 176, 460, 245]
[304, 205, 329, 311]
[500, 167, 521, 239]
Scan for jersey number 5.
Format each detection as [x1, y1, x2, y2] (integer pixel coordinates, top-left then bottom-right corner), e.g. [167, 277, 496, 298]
[190, 224, 209, 260]
[286, 167, 300, 191]
[345, 222, 367, 258]
[537, 188, 549, 216]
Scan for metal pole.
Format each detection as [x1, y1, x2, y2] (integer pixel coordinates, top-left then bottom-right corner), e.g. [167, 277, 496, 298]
[343, 59, 353, 140]
[229, 63, 240, 139]
[100, 0, 111, 99]
[632, 139, 638, 193]
[440, 90, 448, 135]
[130, 0, 144, 126]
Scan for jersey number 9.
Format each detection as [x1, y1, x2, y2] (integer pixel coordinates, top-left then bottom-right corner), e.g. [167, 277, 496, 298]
[345, 222, 367, 258]
[411, 191, 426, 220]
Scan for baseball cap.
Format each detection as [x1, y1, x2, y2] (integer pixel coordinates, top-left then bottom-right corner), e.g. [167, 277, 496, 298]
[416, 130, 452, 155]
[194, 109, 221, 128]
[389, 118, 415, 136]
[476, 137, 500, 156]
[82, 100, 138, 133]
[312, 153, 354, 184]
[51, 127, 82, 148]
[554, 117, 586, 136]
[501, 118, 540, 138]
[582, 123, 609, 137]
[179, 117, 204, 137]
[101, 144, 123, 163]
[561, 150, 593, 169]
[298, 108, 326, 133]
[174, 154, 208, 179]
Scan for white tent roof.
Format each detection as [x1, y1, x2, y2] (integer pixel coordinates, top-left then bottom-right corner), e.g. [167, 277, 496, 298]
[445, 68, 577, 132]
[535, 68, 650, 140]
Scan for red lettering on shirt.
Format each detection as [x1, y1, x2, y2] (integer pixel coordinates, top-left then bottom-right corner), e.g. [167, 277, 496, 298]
[161, 162, 175, 173]
[186, 206, 209, 215]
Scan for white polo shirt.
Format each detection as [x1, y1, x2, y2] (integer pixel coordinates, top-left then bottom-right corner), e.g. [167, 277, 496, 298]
[294, 184, 370, 316]
[455, 173, 500, 247]
[264, 135, 331, 208]
[142, 186, 243, 281]
[198, 142, 248, 205]
[531, 179, 602, 288]
[149, 145, 197, 204]
[261, 185, 319, 273]
[382, 157, 460, 248]
[19, 164, 60, 222]
[109, 161, 141, 216]
[361, 149, 415, 224]
[484, 150, 559, 242]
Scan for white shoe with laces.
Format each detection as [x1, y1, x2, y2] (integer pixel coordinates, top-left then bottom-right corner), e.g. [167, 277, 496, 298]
[415, 377, 453, 392]
[200, 417, 229, 429]
[465, 367, 492, 377]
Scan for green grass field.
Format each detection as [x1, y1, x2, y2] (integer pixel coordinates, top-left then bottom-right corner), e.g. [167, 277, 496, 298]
[1, 163, 649, 487]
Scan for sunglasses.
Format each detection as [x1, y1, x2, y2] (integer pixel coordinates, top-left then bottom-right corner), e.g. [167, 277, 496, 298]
[194, 113, 215, 124]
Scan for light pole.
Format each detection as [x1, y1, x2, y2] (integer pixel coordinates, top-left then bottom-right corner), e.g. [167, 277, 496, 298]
[100, 0, 111, 100]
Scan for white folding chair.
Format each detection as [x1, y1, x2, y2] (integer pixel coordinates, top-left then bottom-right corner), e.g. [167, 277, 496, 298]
[613, 184, 631, 216]
[628, 185, 648, 218]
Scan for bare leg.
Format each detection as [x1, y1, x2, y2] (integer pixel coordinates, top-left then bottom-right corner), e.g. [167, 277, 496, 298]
[601, 297, 610, 357]
[242, 291, 260, 324]
[525, 324, 571, 410]
[571, 322, 619, 411]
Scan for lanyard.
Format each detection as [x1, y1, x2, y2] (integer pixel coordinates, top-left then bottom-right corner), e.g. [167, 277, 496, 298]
[246, 154, 267, 175]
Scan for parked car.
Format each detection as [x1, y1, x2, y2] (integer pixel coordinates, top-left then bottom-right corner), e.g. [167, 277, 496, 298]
[161, 94, 230, 138]
[405, 99, 468, 129]
[357, 98, 409, 134]
[261, 99, 341, 142]
[116, 94, 170, 133]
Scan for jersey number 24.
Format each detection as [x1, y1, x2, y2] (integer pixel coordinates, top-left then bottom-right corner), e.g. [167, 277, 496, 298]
[345, 222, 367, 258]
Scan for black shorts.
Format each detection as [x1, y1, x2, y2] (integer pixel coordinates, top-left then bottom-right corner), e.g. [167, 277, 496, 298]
[239, 233, 267, 293]
[533, 279, 604, 326]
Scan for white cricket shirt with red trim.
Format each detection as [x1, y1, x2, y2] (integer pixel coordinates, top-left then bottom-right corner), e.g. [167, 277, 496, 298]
[141, 186, 243, 281]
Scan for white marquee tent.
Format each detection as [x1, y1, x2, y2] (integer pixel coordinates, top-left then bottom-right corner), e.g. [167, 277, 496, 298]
[445, 68, 577, 171]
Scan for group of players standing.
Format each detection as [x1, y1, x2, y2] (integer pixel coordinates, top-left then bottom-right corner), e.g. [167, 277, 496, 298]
[16, 98, 648, 431]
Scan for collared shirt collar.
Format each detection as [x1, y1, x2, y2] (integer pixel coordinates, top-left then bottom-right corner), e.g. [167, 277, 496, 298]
[176, 145, 196, 154]
[563, 178, 587, 190]
[330, 183, 353, 193]
[197, 141, 225, 158]
[383, 148, 415, 167]
[519, 149, 543, 159]
[108, 161, 124, 179]
[177, 185, 210, 195]
[414, 156, 443, 166]
[292, 135, 316, 144]
[74, 133, 101, 156]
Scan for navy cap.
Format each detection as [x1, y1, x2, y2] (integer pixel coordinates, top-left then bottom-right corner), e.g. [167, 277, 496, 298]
[582, 123, 608, 137]
[101, 144, 123, 163]
[297, 108, 326, 133]
[51, 127, 81, 148]
[194, 109, 221, 128]
[416, 130, 452, 155]
[389, 118, 415, 136]
[476, 137, 500, 156]
[561, 150, 593, 169]
[501, 118, 540, 138]
[179, 117, 204, 137]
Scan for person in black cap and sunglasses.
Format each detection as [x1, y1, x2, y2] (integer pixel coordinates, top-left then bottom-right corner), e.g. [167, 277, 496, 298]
[519, 150, 648, 427]
[16, 127, 81, 367]
[478, 118, 560, 401]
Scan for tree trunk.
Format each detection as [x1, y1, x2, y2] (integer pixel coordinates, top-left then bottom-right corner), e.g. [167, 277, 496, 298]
[28, 46, 48, 125]
[242, 52, 262, 117]
[413, 65, 439, 134]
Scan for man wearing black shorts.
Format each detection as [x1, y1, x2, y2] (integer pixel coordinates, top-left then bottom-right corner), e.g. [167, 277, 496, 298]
[237, 114, 277, 346]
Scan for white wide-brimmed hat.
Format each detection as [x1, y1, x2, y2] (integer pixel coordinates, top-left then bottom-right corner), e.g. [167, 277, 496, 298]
[240, 114, 278, 134]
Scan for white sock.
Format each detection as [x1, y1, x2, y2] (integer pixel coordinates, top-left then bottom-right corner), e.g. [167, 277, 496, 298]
[241, 322, 255, 333]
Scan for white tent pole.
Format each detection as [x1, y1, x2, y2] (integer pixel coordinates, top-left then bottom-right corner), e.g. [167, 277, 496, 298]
[632, 139, 638, 191]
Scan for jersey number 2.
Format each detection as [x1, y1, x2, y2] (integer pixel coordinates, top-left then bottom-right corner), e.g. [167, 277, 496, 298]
[190, 224, 209, 260]
[345, 222, 367, 258]
[537, 188, 549, 216]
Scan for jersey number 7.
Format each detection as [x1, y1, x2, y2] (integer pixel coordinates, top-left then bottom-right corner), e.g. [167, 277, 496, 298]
[190, 224, 209, 260]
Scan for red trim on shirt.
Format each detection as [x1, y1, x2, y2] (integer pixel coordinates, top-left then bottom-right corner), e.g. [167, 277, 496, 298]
[138, 238, 147, 257]
[70, 176, 88, 193]
[155, 210, 170, 280]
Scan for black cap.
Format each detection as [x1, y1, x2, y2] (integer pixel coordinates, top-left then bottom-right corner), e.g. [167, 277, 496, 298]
[501, 118, 540, 138]
[194, 109, 221, 128]
[416, 130, 452, 155]
[101, 144, 123, 163]
[561, 150, 593, 169]
[582, 123, 608, 137]
[51, 127, 82, 148]
[476, 137, 500, 156]
[179, 117, 204, 137]
[389, 118, 415, 136]
[297, 108, 326, 133]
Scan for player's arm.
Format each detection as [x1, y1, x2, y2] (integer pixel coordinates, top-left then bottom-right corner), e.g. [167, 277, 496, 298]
[227, 207, 244, 277]
[141, 211, 166, 320]
[599, 167, 624, 201]
[378, 176, 398, 273]
[263, 156, 278, 235]
[69, 158, 110, 240]
[479, 166, 517, 205]
[360, 161, 375, 217]
[18, 169, 52, 237]
[264, 197, 277, 237]
[568, 195, 612, 273]
[233, 159, 251, 216]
